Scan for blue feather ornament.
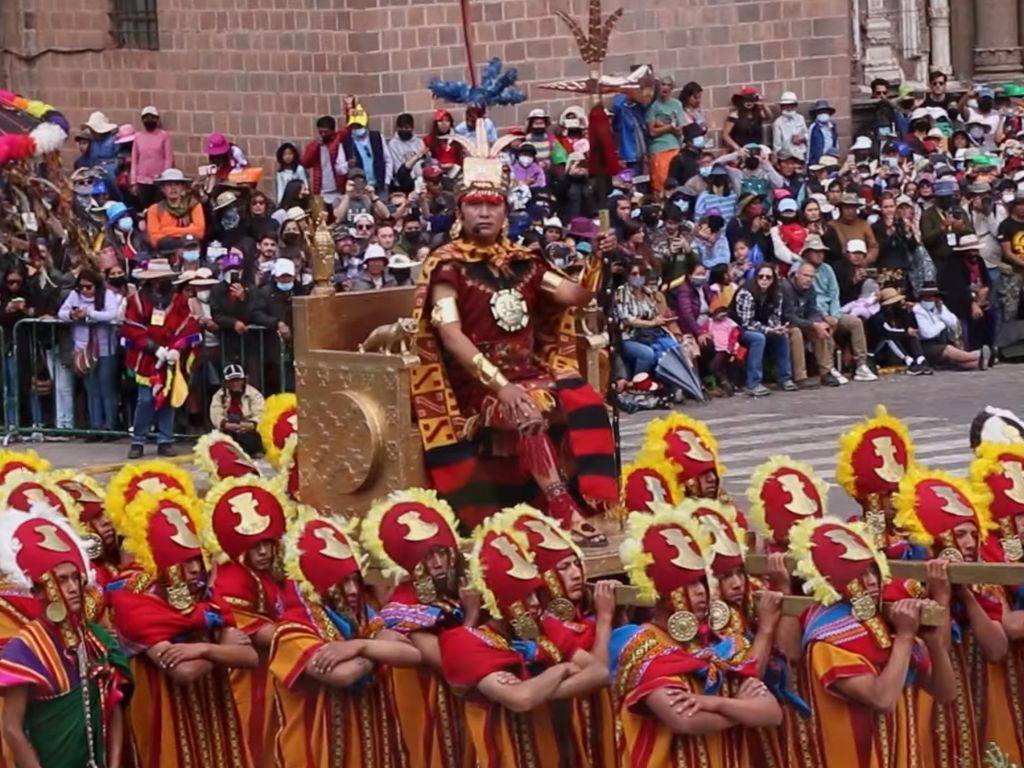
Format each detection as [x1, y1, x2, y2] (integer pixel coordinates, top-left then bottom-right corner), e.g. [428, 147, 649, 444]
[428, 57, 527, 108]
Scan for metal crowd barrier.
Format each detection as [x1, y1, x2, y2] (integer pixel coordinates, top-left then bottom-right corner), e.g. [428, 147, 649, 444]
[4, 317, 293, 445]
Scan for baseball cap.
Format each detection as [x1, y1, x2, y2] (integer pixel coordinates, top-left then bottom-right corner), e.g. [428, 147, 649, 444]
[846, 239, 868, 254]
[141, 105, 160, 118]
[223, 364, 246, 381]
[272, 258, 296, 278]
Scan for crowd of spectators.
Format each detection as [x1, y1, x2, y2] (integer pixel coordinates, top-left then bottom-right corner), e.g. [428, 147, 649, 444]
[2, 68, 1021, 441]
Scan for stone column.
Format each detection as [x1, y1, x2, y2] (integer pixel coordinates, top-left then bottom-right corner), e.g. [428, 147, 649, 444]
[929, 0, 954, 77]
[861, 0, 903, 83]
[974, 0, 1022, 77]
[950, 0, 975, 81]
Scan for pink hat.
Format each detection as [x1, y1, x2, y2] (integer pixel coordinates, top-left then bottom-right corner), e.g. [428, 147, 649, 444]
[114, 124, 136, 145]
[206, 133, 230, 155]
[98, 246, 120, 271]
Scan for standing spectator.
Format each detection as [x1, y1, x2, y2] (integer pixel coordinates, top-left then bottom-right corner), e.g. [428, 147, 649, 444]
[694, 165, 738, 222]
[808, 100, 839, 165]
[923, 70, 960, 117]
[522, 109, 557, 169]
[966, 181, 1005, 334]
[455, 105, 498, 145]
[301, 115, 348, 206]
[335, 169, 389, 225]
[645, 75, 685, 197]
[146, 169, 206, 249]
[342, 108, 393, 197]
[943, 234, 996, 351]
[349, 244, 396, 291]
[122, 259, 200, 458]
[209, 364, 265, 456]
[776, 150, 808, 203]
[424, 109, 464, 169]
[782, 261, 845, 387]
[830, 193, 879, 263]
[800, 236, 877, 382]
[210, 253, 262, 378]
[921, 178, 973, 272]
[723, 87, 771, 151]
[871, 191, 917, 293]
[666, 123, 707, 187]
[244, 190, 276, 242]
[730, 265, 796, 396]
[131, 106, 174, 210]
[205, 133, 248, 181]
[611, 88, 649, 174]
[73, 129, 92, 171]
[388, 113, 427, 191]
[772, 92, 808, 162]
[679, 81, 708, 130]
[0, 267, 35, 430]
[57, 269, 120, 436]
[82, 111, 119, 193]
[913, 280, 989, 369]
[253, 234, 279, 286]
[274, 142, 308, 205]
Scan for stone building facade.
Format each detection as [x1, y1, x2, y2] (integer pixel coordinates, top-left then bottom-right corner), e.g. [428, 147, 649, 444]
[2, 0, 853, 174]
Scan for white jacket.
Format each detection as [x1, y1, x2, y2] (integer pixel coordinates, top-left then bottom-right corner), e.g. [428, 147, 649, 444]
[912, 301, 959, 341]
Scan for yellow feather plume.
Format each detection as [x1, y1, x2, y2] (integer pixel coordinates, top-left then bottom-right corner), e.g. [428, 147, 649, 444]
[119, 489, 204, 577]
[0, 449, 50, 479]
[105, 460, 195, 534]
[258, 393, 298, 469]
[745, 455, 829, 543]
[682, 497, 749, 561]
[620, 452, 684, 511]
[970, 442, 1024, 519]
[281, 505, 363, 604]
[192, 432, 261, 481]
[491, 503, 584, 570]
[640, 413, 725, 478]
[198, 475, 294, 564]
[894, 467, 994, 548]
[361, 487, 462, 583]
[836, 405, 915, 499]
[788, 517, 890, 606]
[466, 517, 536, 619]
[619, 502, 711, 604]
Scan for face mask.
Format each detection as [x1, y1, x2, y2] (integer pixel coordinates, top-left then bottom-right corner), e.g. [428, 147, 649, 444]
[691, 136, 705, 149]
[397, 130, 414, 141]
[782, 108, 795, 116]
[1004, 192, 1016, 204]
[282, 232, 301, 247]
[691, 275, 708, 286]
[628, 275, 645, 289]
[143, 120, 158, 132]
[920, 300, 935, 311]
[352, 127, 368, 139]
[182, 249, 201, 263]
[275, 281, 294, 292]
[197, 290, 211, 302]
[115, 218, 133, 233]
[699, 166, 712, 178]
[108, 276, 127, 288]
[220, 208, 240, 230]
[404, 230, 422, 244]
[518, 155, 534, 167]
[816, 113, 831, 124]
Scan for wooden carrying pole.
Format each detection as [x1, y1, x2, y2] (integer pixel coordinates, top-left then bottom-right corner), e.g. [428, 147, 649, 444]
[744, 554, 1024, 586]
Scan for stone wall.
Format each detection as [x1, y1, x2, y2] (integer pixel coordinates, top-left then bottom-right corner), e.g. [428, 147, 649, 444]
[2, 0, 852, 176]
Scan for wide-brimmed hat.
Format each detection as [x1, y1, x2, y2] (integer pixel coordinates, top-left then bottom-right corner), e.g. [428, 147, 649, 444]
[918, 280, 943, 296]
[779, 91, 799, 105]
[173, 269, 197, 285]
[810, 99, 835, 115]
[737, 192, 762, 213]
[954, 234, 981, 252]
[387, 253, 415, 269]
[850, 136, 873, 152]
[567, 216, 599, 239]
[206, 133, 231, 155]
[284, 206, 308, 222]
[879, 287, 905, 306]
[213, 190, 239, 211]
[361, 244, 388, 263]
[135, 258, 177, 280]
[542, 216, 565, 232]
[838, 193, 860, 207]
[846, 238, 868, 254]
[189, 267, 219, 286]
[114, 124, 137, 145]
[153, 168, 190, 185]
[83, 111, 117, 134]
[801, 234, 828, 254]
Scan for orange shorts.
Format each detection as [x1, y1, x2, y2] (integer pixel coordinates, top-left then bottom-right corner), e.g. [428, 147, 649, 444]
[650, 148, 680, 195]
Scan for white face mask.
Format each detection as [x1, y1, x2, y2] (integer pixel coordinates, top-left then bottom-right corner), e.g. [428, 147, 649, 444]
[197, 290, 211, 303]
[518, 155, 534, 168]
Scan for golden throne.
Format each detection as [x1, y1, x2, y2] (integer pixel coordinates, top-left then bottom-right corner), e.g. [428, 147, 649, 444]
[292, 288, 609, 519]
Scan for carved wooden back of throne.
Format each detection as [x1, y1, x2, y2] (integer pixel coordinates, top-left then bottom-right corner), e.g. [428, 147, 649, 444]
[292, 287, 609, 519]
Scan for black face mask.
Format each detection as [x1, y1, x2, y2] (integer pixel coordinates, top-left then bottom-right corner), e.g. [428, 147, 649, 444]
[282, 232, 301, 247]
[142, 120, 158, 132]
[391, 269, 411, 283]
[937, 196, 956, 210]
[108, 276, 127, 288]
[404, 230, 422, 244]
[397, 130, 414, 141]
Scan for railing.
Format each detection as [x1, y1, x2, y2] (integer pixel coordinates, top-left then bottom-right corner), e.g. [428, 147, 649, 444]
[3, 318, 292, 445]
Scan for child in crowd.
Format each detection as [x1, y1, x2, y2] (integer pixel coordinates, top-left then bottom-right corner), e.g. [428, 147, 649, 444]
[707, 297, 740, 395]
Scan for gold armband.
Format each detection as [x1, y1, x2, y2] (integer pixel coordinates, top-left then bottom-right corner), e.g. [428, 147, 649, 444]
[541, 271, 568, 293]
[431, 296, 461, 327]
[471, 353, 510, 392]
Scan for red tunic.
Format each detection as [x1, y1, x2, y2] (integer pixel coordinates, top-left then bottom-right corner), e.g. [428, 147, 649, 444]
[121, 290, 200, 386]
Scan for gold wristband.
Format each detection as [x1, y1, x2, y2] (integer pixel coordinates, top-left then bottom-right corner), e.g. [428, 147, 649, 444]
[541, 271, 568, 293]
[471, 353, 510, 392]
[431, 296, 461, 327]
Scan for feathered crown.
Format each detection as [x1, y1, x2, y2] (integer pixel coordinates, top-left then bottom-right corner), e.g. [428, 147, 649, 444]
[620, 452, 683, 513]
[0, 506, 95, 591]
[361, 487, 461, 583]
[641, 413, 724, 484]
[746, 456, 829, 545]
[447, 122, 520, 201]
[428, 57, 527, 108]
[836, 405, 915, 499]
[119, 489, 205, 576]
[105, 460, 195, 533]
[789, 517, 890, 606]
[199, 475, 294, 564]
[618, 502, 710, 605]
[466, 517, 541, 620]
[970, 442, 1024, 522]
[894, 467, 994, 547]
[281, 505, 364, 604]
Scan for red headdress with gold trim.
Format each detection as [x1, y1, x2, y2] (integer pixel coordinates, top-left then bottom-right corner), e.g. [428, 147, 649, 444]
[361, 487, 461, 583]
[200, 476, 293, 563]
[620, 454, 683, 514]
[48, 470, 105, 525]
[837, 406, 915, 500]
[687, 499, 747, 576]
[746, 456, 828, 548]
[119, 490, 205, 575]
[0, 475, 79, 520]
[282, 507, 363, 602]
[467, 519, 544, 639]
[894, 468, 992, 558]
[0, 449, 50, 487]
[641, 413, 724, 488]
[0, 509, 93, 591]
[789, 517, 890, 610]
[971, 443, 1024, 561]
[194, 432, 261, 481]
[258, 393, 298, 470]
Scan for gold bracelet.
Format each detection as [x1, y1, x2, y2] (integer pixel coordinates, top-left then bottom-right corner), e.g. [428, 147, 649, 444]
[541, 271, 568, 293]
[471, 353, 510, 392]
[431, 296, 461, 327]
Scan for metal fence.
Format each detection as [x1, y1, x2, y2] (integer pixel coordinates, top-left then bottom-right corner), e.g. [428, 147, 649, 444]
[2, 318, 293, 445]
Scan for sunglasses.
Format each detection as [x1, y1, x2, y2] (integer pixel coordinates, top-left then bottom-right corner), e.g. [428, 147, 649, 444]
[6, 281, 21, 287]
[756, 273, 774, 281]
[251, 199, 267, 206]
[873, 90, 888, 97]
[355, 224, 373, 231]
[79, 283, 96, 290]
[932, 79, 946, 86]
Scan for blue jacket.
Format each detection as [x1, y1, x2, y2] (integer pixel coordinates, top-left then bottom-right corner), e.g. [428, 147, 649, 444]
[808, 122, 839, 165]
[612, 94, 648, 165]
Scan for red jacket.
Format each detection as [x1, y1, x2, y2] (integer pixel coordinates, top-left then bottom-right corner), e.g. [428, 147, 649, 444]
[300, 130, 349, 195]
[121, 290, 200, 384]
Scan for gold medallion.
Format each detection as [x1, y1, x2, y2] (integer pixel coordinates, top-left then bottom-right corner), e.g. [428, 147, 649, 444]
[84, 534, 104, 561]
[489, 289, 530, 333]
[851, 593, 877, 621]
[510, 613, 539, 641]
[863, 509, 887, 537]
[45, 600, 67, 624]
[666, 610, 698, 643]
[1004, 534, 1024, 562]
[548, 597, 576, 622]
[938, 547, 965, 563]
[709, 600, 731, 633]
[413, 563, 438, 604]
[167, 582, 195, 613]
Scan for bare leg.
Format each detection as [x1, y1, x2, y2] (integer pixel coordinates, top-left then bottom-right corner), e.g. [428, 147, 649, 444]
[942, 345, 980, 370]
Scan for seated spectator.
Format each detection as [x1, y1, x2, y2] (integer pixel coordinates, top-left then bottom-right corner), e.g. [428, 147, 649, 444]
[387, 253, 416, 287]
[912, 281, 990, 370]
[244, 190, 277, 241]
[615, 261, 679, 378]
[209, 364, 265, 456]
[707, 297, 740, 396]
[335, 168, 389, 225]
[388, 113, 427, 193]
[770, 197, 807, 272]
[694, 164, 738, 222]
[146, 169, 205, 249]
[726, 193, 775, 264]
[349, 244, 396, 291]
[800, 235, 878, 382]
[693, 214, 730, 269]
[782, 261, 844, 387]
[829, 193, 879, 263]
[869, 287, 932, 374]
[675, 261, 713, 352]
[57, 268, 121, 435]
[424, 109, 464, 169]
[730, 265, 795, 397]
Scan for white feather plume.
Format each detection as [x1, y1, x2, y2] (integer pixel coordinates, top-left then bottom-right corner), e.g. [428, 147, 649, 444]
[29, 122, 68, 156]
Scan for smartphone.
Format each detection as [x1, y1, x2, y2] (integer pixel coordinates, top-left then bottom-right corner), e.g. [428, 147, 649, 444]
[862, 268, 878, 278]
[197, 164, 217, 177]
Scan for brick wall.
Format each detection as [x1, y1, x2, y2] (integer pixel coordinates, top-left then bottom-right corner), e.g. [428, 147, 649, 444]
[3, 0, 852, 179]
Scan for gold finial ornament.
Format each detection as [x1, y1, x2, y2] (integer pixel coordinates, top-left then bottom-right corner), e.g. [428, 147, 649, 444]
[310, 195, 335, 297]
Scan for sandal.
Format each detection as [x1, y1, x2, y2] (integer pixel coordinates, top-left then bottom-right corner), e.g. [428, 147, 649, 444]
[569, 520, 609, 549]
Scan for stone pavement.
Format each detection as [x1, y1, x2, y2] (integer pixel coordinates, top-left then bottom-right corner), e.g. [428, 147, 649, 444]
[21, 365, 1023, 513]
